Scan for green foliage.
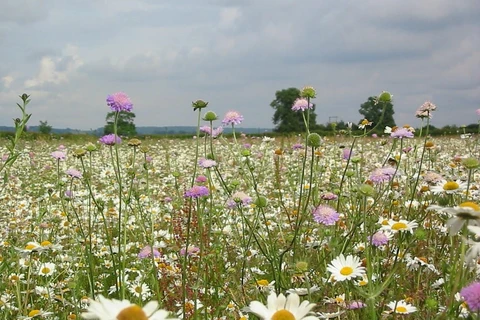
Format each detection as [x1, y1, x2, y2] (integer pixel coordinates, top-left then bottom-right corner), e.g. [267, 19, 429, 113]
[270, 88, 318, 132]
[39, 120, 52, 134]
[104, 111, 137, 136]
[359, 96, 396, 129]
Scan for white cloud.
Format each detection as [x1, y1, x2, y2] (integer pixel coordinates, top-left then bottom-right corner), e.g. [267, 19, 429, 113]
[1, 75, 13, 88]
[219, 7, 241, 28]
[24, 45, 83, 88]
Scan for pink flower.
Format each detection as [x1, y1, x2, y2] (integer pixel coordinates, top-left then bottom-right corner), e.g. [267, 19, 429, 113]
[222, 111, 244, 126]
[106, 92, 133, 112]
[292, 98, 313, 111]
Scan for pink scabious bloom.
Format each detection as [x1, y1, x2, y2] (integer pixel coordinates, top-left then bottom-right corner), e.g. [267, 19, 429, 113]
[348, 301, 366, 309]
[195, 175, 208, 183]
[476, 109, 480, 116]
[390, 127, 414, 139]
[291, 98, 313, 111]
[313, 205, 340, 226]
[51, 151, 66, 160]
[184, 185, 209, 198]
[226, 191, 252, 208]
[415, 109, 432, 119]
[369, 231, 391, 247]
[66, 168, 82, 179]
[369, 167, 396, 184]
[461, 282, 480, 311]
[222, 111, 244, 126]
[106, 92, 133, 112]
[321, 192, 338, 201]
[292, 143, 304, 150]
[342, 148, 353, 160]
[418, 101, 437, 112]
[138, 245, 161, 259]
[198, 158, 217, 168]
[99, 134, 122, 146]
[180, 246, 200, 257]
[199, 126, 223, 138]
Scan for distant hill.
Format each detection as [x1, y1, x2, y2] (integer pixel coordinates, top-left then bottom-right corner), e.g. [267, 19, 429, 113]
[0, 126, 273, 136]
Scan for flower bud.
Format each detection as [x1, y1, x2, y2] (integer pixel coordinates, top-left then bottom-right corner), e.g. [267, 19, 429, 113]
[378, 91, 392, 103]
[203, 111, 218, 121]
[462, 157, 480, 169]
[301, 86, 316, 99]
[192, 99, 208, 111]
[358, 184, 375, 197]
[307, 133, 321, 148]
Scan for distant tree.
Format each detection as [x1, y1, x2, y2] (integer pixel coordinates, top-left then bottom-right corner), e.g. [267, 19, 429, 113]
[39, 120, 52, 134]
[359, 96, 396, 129]
[270, 88, 318, 132]
[104, 111, 137, 136]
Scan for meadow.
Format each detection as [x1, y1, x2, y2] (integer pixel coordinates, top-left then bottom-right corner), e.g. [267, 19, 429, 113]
[1, 92, 480, 320]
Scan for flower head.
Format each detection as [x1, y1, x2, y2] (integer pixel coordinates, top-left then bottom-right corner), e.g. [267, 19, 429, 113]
[106, 92, 133, 112]
[222, 111, 244, 126]
[386, 300, 417, 314]
[418, 101, 437, 112]
[312, 205, 340, 226]
[292, 98, 313, 112]
[138, 246, 161, 259]
[66, 168, 82, 179]
[184, 185, 209, 198]
[247, 292, 318, 320]
[99, 134, 122, 146]
[461, 281, 480, 311]
[51, 151, 66, 160]
[369, 231, 392, 247]
[390, 127, 414, 139]
[82, 295, 178, 319]
[327, 254, 366, 282]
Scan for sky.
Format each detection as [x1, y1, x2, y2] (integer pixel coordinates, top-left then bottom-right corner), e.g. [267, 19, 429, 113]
[0, 0, 479, 131]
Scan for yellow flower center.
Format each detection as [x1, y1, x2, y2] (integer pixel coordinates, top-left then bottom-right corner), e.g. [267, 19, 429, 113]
[361, 119, 369, 125]
[256, 279, 269, 286]
[41, 240, 52, 247]
[358, 280, 367, 286]
[391, 222, 407, 231]
[28, 310, 41, 317]
[116, 305, 148, 320]
[271, 309, 295, 320]
[41, 267, 51, 274]
[459, 202, 480, 211]
[340, 266, 353, 276]
[25, 244, 36, 250]
[395, 306, 407, 313]
[443, 181, 459, 190]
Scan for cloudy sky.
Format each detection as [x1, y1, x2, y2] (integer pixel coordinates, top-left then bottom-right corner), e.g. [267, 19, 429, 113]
[0, 0, 479, 130]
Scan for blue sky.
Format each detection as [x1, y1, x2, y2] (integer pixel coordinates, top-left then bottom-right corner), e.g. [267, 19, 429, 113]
[0, 0, 479, 130]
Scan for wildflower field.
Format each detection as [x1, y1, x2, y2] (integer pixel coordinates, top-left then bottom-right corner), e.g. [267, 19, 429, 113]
[2, 92, 480, 319]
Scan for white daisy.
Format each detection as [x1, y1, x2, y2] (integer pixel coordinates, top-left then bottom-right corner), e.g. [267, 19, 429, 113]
[247, 292, 318, 319]
[327, 254, 366, 282]
[428, 202, 480, 235]
[82, 295, 178, 320]
[380, 219, 418, 234]
[430, 179, 467, 194]
[386, 300, 417, 314]
[38, 262, 56, 277]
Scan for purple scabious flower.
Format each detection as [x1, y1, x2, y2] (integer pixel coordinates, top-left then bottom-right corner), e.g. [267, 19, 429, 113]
[227, 191, 253, 208]
[99, 134, 122, 146]
[138, 245, 161, 259]
[321, 192, 338, 201]
[391, 128, 414, 139]
[243, 143, 252, 149]
[348, 301, 366, 309]
[292, 143, 304, 150]
[195, 175, 208, 183]
[342, 148, 353, 160]
[51, 151, 66, 160]
[199, 126, 223, 138]
[369, 231, 390, 247]
[106, 92, 133, 112]
[369, 168, 392, 184]
[184, 185, 209, 198]
[292, 98, 313, 112]
[198, 158, 217, 169]
[313, 205, 340, 226]
[461, 281, 480, 311]
[180, 246, 200, 257]
[222, 111, 244, 126]
[66, 168, 82, 179]
[418, 101, 437, 112]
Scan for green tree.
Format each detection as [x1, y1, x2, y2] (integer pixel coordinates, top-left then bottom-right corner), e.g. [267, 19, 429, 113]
[104, 111, 137, 136]
[270, 88, 318, 132]
[359, 96, 396, 130]
[39, 120, 52, 134]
